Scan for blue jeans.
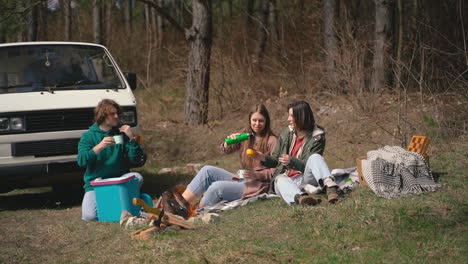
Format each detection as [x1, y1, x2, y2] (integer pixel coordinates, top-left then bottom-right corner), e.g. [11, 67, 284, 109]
[187, 165, 245, 207]
[81, 172, 143, 221]
[274, 154, 333, 204]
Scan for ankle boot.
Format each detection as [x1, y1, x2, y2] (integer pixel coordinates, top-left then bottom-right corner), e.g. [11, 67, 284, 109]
[327, 186, 339, 204]
[294, 193, 322, 206]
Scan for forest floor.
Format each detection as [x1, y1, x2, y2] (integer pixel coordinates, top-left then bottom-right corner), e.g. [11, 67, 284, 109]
[0, 90, 467, 263]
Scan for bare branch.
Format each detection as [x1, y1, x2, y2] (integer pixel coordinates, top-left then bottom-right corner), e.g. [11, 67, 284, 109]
[135, 0, 185, 34]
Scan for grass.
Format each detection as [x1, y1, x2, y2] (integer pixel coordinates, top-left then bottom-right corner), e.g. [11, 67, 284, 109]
[0, 92, 467, 263]
[1, 143, 466, 263]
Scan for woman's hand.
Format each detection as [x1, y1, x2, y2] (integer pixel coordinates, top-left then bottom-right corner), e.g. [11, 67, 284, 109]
[93, 136, 114, 154]
[119, 125, 134, 139]
[223, 133, 241, 147]
[278, 154, 291, 166]
[243, 170, 255, 179]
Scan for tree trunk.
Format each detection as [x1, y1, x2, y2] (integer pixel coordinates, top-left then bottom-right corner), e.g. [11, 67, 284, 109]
[105, 0, 113, 46]
[64, 0, 72, 41]
[157, 0, 163, 47]
[17, 32, 24, 42]
[228, 0, 233, 18]
[93, 0, 102, 44]
[255, 0, 269, 65]
[246, 0, 255, 27]
[144, 2, 152, 85]
[40, 0, 48, 40]
[323, 0, 337, 82]
[185, 0, 212, 125]
[124, 0, 133, 36]
[145, 2, 151, 40]
[0, 23, 5, 43]
[371, 0, 393, 92]
[268, 0, 280, 56]
[28, 2, 38, 41]
[395, 0, 403, 90]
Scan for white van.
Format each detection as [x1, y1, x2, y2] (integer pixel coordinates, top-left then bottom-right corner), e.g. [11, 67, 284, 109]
[0, 42, 144, 193]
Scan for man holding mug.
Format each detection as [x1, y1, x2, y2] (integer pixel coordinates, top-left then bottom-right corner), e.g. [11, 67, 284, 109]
[77, 99, 145, 221]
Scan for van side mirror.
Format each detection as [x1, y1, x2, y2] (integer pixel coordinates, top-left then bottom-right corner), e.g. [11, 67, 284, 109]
[124, 72, 137, 90]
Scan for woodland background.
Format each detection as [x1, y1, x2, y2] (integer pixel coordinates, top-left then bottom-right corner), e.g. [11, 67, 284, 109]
[0, 1, 467, 263]
[2, 0, 466, 155]
[1, 0, 467, 125]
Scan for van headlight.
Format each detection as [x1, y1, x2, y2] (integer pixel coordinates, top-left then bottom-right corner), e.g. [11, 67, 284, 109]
[0, 118, 9, 131]
[0, 117, 25, 131]
[10, 117, 25, 131]
[120, 111, 135, 125]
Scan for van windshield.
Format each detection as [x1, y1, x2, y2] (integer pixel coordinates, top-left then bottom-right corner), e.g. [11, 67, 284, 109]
[0, 44, 125, 93]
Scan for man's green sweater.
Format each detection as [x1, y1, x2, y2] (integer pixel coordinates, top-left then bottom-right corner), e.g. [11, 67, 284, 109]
[77, 123, 144, 192]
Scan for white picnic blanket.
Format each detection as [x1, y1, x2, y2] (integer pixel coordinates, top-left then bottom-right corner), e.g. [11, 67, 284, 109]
[196, 167, 361, 215]
[196, 193, 279, 215]
[361, 146, 441, 199]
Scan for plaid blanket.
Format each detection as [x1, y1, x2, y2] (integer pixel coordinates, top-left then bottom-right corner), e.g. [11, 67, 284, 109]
[196, 193, 279, 215]
[302, 167, 360, 195]
[361, 146, 441, 199]
[196, 168, 361, 215]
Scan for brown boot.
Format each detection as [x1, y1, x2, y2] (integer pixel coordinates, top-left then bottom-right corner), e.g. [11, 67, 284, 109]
[327, 186, 339, 204]
[294, 193, 322, 206]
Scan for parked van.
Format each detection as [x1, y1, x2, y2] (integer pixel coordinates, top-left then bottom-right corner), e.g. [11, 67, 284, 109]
[0, 42, 144, 193]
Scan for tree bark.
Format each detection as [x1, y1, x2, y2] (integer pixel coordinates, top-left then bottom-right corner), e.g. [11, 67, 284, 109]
[93, 0, 102, 44]
[371, 0, 393, 92]
[145, 2, 151, 40]
[157, 0, 164, 46]
[228, 0, 233, 18]
[64, 0, 72, 41]
[323, 0, 337, 81]
[104, 0, 113, 46]
[255, 0, 269, 65]
[124, 0, 133, 36]
[395, 0, 403, 90]
[246, 0, 255, 27]
[185, 0, 212, 125]
[39, 0, 48, 40]
[28, 1, 38, 41]
[136, 0, 184, 34]
[0, 23, 5, 43]
[268, 0, 280, 56]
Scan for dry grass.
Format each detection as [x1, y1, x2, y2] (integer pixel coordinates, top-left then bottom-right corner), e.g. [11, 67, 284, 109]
[1, 89, 467, 263]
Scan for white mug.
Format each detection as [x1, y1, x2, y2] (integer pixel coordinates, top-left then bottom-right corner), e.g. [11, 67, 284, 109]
[113, 134, 124, 144]
[237, 169, 245, 179]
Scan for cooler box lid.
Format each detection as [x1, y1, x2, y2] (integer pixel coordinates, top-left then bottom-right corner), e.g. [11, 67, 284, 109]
[91, 174, 136, 186]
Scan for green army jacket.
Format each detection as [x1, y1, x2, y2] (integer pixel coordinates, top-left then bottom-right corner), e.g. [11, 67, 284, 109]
[261, 125, 326, 192]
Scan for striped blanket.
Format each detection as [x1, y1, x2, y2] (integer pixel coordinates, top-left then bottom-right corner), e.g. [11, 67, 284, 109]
[361, 146, 441, 199]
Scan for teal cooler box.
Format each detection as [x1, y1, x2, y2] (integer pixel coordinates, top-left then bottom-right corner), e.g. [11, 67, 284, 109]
[91, 174, 141, 222]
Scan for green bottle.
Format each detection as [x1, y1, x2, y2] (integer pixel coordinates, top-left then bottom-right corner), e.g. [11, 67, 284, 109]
[224, 132, 254, 145]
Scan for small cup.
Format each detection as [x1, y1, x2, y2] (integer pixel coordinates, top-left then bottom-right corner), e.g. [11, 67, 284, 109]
[113, 134, 124, 144]
[237, 169, 245, 179]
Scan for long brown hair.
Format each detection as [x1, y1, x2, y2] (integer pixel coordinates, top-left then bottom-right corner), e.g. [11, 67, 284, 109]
[94, 99, 122, 125]
[241, 104, 275, 169]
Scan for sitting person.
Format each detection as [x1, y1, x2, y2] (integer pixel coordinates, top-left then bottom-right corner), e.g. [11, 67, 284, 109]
[77, 99, 145, 221]
[181, 104, 277, 208]
[251, 101, 339, 205]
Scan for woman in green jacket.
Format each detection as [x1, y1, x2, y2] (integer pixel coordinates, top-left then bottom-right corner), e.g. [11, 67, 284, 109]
[252, 101, 339, 205]
[77, 99, 144, 221]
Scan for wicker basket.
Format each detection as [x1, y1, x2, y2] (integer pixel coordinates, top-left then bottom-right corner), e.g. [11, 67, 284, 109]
[407, 136, 431, 164]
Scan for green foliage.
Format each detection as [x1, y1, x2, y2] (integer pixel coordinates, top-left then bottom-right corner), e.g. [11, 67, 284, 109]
[0, 0, 28, 39]
[423, 115, 439, 128]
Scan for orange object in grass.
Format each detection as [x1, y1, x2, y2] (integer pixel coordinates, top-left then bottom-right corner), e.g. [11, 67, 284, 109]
[246, 149, 256, 156]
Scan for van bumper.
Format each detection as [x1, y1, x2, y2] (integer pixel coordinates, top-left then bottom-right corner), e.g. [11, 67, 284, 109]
[0, 155, 84, 192]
